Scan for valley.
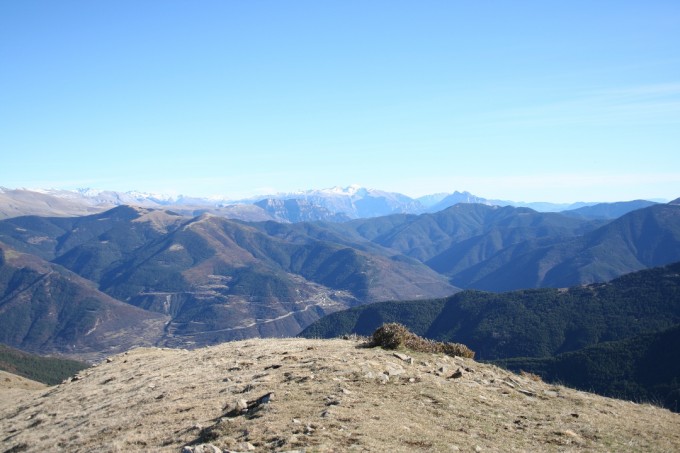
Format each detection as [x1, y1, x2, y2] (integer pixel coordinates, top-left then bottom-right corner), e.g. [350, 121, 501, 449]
[1, 189, 679, 412]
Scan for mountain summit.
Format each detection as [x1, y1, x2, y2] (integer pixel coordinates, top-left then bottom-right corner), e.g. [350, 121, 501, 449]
[2, 336, 678, 452]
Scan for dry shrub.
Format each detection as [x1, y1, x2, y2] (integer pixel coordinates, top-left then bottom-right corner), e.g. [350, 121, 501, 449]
[371, 323, 475, 359]
[520, 370, 543, 382]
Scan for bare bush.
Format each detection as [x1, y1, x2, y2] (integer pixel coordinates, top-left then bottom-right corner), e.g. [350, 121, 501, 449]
[371, 323, 475, 359]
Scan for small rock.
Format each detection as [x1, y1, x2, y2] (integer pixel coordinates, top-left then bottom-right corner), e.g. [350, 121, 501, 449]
[325, 397, 341, 406]
[236, 442, 255, 451]
[292, 418, 301, 424]
[183, 444, 222, 453]
[106, 357, 114, 363]
[341, 388, 352, 395]
[379, 374, 389, 384]
[450, 368, 463, 379]
[393, 352, 411, 362]
[385, 364, 405, 376]
[225, 393, 273, 417]
[236, 399, 248, 411]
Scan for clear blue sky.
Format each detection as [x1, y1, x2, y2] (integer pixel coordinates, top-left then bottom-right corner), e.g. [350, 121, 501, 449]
[1, 1, 679, 202]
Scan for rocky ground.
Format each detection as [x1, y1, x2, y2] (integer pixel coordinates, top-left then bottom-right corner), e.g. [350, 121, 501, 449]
[1, 337, 679, 452]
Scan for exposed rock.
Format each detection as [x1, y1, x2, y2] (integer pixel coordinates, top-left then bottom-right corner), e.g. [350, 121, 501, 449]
[450, 368, 464, 379]
[225, 392, 274, 418]
[182, 444, 222, 453]
[236, 441, 256, 451]
[393, 352, 412, 362]
[384, 363, 405, 376]
[1, 338, 679, 452]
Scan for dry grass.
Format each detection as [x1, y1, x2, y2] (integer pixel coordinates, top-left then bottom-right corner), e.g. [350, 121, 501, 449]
[1, 337, 679, 452]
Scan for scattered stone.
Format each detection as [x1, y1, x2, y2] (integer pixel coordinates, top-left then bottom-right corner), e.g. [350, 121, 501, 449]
[393, 352, 411, 362]
[325, 397, 341, 406]
[236, 442, 256, 451]
[182, 444, 222, 453]
[106, 357, 114, 363]
[341, 388, 352, 395]
[450, 368, 464, 379]
[292, 418, 301, 424]
[378, 374, 389, 384]
[385, 363, 405, 376]
[225, 393, 274, 418]
[236, 384, 254, 394]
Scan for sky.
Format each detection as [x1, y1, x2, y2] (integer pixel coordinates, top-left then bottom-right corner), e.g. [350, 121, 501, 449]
[1, 1, 679, 203]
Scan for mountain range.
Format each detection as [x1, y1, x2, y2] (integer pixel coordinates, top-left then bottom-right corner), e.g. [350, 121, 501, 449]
[1, 186, 661, 223]
[0, 205, 455, 358]
[1, 192, 679, 362]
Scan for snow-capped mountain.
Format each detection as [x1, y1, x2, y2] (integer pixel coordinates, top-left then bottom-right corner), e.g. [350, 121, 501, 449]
[245, 185, 425, 218]
[2, 185, 637, 223]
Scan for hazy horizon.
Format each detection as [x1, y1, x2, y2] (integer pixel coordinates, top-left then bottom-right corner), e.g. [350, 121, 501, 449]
[0, 183, 672, 206]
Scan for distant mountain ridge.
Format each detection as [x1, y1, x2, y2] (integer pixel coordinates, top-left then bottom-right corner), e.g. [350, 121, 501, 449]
[2, 192, 679, 360]
[3, 186, 662, 222]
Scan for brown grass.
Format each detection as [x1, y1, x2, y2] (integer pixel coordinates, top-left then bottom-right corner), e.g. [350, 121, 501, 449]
[1, 337, 679, 452]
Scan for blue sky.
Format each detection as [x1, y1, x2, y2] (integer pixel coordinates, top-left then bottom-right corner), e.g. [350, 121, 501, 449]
[1, 1, 679, 202]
